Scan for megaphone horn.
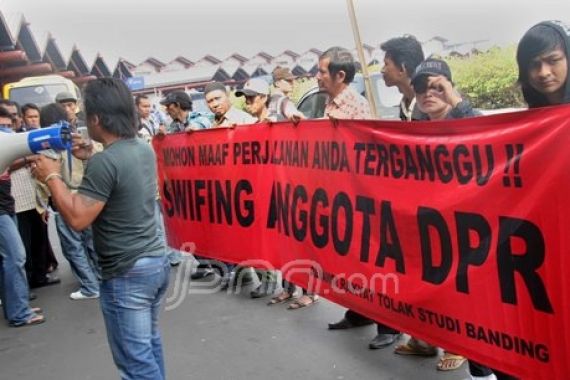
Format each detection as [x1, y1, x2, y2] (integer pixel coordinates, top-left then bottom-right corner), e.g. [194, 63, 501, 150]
[0, 121, 73, 173]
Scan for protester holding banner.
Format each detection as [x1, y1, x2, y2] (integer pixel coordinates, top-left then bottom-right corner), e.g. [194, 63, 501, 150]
[517, 20, 570, 108]
[203, 82, 258, 290]
[462, 19, 570, 380]
[159, 91, 213, 133]
[317, 46, 371, 119]
[31, 78, 170, 380]
[380, 35, 425, 121]
[236, 77, 283, 123]
[158, 90, 215, 280]
[231, 78, 281, 298]
[205, 82, 256, 128]
[333, 34, 427, 350]
[136, 94, 162, 143]
[409, 58, 477, 122]
[317, 46, 402, 347]
[268, 67, 305, 123]
[136, 94, 182, 268]
[390, 57, 478, 372]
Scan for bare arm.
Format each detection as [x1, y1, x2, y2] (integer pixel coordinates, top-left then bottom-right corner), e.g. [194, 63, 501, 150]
[31, 155, 105, 231]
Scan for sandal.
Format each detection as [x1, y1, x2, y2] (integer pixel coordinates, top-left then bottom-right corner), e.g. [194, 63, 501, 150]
[394, 338, 438, 356]
[267, 291, 294, 305]
[11, 313, 45, 327]
[437, 352, 466, 371]
[31, 307, 43, 314]
[287, 295, 319, 310]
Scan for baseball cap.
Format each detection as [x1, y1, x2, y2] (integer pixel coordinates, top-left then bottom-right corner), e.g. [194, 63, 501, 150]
[204, 82, 227, 95]
[160, 91, 192, 106]
[235, 78, 270, 97]
[272, 67, 295, 82]
[55, 91, 78, 103]
[411, 58, 452, 85]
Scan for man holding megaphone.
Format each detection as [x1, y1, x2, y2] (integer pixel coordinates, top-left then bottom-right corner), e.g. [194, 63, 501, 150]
[30, 78, 169, 380]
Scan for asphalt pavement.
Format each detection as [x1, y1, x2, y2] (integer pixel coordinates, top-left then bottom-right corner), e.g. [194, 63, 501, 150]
[0, 222, 471, 380]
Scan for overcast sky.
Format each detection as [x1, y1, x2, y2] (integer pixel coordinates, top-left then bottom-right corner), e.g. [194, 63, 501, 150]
[1, 0, 570, 69]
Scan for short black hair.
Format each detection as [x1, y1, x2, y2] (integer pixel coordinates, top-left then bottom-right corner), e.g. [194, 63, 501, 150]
[0, 106, 12, 120]
[84, 78, 137, 138]
[0, 99, 21, 115]
[134, 94, 149, 106]
[517, 23, 568, 108]
[40, 103, 67, 127]
[22, 103, 40, 116]
[320, 46, 356, 84]
[381, 35, 425, 78]
[204, 82, 227, 95]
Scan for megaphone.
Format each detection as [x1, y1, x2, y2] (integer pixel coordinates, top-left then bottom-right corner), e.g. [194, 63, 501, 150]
[0, 121, 72, 173]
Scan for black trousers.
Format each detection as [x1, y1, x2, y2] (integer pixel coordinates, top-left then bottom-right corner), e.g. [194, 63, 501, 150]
[345, 309, 399, 334]
[17, 210, 55, 286]
[282, 280, 314, 295]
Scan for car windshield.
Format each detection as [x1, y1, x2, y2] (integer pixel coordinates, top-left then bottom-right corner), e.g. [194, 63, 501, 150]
[9, 84, 69, 108]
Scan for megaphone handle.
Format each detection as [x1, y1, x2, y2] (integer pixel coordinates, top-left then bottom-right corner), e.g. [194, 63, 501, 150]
[67, 148, 72, 177]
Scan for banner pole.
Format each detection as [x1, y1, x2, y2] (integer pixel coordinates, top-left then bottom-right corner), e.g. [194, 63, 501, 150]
[346, 0, 378, 118]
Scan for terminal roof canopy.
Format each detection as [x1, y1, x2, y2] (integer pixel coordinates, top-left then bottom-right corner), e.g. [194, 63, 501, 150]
[17, 18, 42, 63]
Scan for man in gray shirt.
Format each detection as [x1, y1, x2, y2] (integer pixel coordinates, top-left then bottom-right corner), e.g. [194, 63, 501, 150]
[32, 78, 169, 380]
[205, 82, 256, 127]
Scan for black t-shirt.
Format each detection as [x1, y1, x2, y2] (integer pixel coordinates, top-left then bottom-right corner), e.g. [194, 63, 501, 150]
[0, 171, 15, 216]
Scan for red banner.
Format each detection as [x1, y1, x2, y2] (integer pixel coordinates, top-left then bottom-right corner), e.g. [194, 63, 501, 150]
[153, 105, 570, 379]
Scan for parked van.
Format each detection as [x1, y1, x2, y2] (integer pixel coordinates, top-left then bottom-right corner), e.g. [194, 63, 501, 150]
[3, 75, 81, 108]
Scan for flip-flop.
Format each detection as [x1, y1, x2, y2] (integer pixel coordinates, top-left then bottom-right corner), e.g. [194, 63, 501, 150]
[267, 292, 294, 306]
[11, 313, 45, 328]
[394, 340, 438, 356]
[437, 353, 466, 371]
[31, 307, 43, 314]
[287, 295, 319, 310]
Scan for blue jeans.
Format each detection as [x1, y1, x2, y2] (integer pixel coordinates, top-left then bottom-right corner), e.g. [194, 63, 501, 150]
[0, 214, 33, 325]
[55, 213, 100, 296]
[155, 201, 181, 265]
[100, 255, 170, 380]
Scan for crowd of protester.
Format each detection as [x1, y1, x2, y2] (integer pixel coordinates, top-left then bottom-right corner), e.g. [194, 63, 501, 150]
[0, 20, 568, 380]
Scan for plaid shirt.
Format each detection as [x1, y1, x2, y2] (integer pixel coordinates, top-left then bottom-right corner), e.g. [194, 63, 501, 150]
[324, 86, 372, 120]
[10, 167, 36, 213]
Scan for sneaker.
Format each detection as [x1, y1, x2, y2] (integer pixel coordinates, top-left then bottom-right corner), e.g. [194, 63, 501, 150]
[70, 291, 99, 300]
